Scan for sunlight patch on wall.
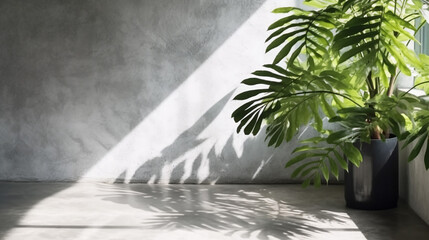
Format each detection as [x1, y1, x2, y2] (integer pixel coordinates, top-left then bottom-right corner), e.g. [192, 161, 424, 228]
[81, 0, 300, 183]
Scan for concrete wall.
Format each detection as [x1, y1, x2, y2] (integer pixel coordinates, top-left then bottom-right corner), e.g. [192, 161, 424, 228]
[0, 0, 316, 183]
[400, 142, 429, 225]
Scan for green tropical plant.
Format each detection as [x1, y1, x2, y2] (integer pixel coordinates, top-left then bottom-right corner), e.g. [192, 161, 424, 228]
[232, 0, 429, 187]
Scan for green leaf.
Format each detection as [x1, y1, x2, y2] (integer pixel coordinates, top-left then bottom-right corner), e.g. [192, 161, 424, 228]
[300, 166, 319, 177]
[333, 149, 348, 171]
[266, 122, 281, 136]
[287, 44, 305, 67]
[399, 131, 411, 141]
[381, 52, 396, 76]
[333, 31, 378, 51]
[328, 156, 339, 179]
[272, 7, 309, 14]
[253, 102, 281, 135]
[320, 95, 335, 118]
[389, 118, 401, 136]
[307, 38, 328, 54]
[327, 130, 349, 144]
[312, 25, 333, 39]
[275, 130, 285, 147]
[304, 0, 333, 8]
[337, 107, 375, 114]
[236, 112, 254, 133]
[307, 48, 323, 60]
[286, 152, 324, 168]
[234, 89, 271, 100]
[344, 15, 381, 28]
[338, 39, 378, 64]
[403, 123, 429, 148]
[344, 143, 362, 167]
[266, 29, 306, 53]
[268, 15, 313, 30]
[302, 177, 312, 188]
[268, 127, 282, 147]
[329, 116, 343, 122]
[252, 113, 264, 136]
[376, 58, 389, 87]
[273, 35, 305, 64]
[420, 54, 429, 64]
[252, 70, 285, 79]
[341, 0, 355, 11]
[343, 143, 362, 167]
[383, 20, 417, 42]
[309, 100, 323, 131]
[266, 22, 309, 42]
[241, 78, 281, 86]
[266, 27, 287, 43]
[334, 23, 380, 42]
[300, 136, 324, 143]
[314, 172, 321, 187]
[292, 145, 330, 153]
[321, 161, 330, 182]
[232, 102, 261, 123]
[291, 160, 319, 178]
[244, 112, 259, 135]
[382, 39, 411, 76]
[286, 118, 297, 141]
[308, 29, 330, 45]
[385, 11, 416, 31]
[408, 133, 428, 162]
[263, 64, 298, 76]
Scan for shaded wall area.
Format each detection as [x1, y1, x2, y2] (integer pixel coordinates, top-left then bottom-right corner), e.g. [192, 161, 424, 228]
[0, 0, 315, 183]
[399, 143, 429, 225]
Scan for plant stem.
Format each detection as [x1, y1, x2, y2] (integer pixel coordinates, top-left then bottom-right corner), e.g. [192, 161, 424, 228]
[387, 73, 396, 97]
[366, 71, 375, 94]
[400, 80, 429, 97]
[367, 71, 377, 98]
[281, 91, 362, 107]
[365, 71, 383, 139]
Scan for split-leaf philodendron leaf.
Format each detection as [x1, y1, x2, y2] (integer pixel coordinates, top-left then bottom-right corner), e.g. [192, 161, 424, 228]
[232, 0, 429, 187]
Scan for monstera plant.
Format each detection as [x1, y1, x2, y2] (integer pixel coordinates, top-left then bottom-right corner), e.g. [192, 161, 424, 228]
[232, 0, 429, 189]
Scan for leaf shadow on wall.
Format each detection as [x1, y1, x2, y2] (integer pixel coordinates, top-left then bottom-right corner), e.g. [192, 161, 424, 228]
[114, 89, 316, 185]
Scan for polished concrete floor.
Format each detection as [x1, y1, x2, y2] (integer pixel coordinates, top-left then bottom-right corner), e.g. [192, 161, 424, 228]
[0, 183, 428, 240]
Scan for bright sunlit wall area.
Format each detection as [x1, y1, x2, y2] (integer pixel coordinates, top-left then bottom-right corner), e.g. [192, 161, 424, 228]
[0, 0, 429, 239]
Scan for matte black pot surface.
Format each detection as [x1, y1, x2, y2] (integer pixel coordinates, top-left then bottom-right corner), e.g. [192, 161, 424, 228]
[344, 136, 398, 210]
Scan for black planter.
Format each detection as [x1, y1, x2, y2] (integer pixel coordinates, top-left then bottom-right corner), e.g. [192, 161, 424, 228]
[344, 136, 398, 210]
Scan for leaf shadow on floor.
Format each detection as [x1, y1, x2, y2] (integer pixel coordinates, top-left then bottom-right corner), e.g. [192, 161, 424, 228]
[100, 184, 350, 240]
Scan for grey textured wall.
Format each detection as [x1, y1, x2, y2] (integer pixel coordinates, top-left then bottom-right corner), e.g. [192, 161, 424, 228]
[400, 143, 429, 225]
[0, 0, 315, 183]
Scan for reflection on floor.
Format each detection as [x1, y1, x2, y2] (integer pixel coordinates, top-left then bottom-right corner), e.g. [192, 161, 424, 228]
[0, 183, 428, 240]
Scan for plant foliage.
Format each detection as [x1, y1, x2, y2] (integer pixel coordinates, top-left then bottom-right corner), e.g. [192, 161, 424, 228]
[232, 0, 429, 187]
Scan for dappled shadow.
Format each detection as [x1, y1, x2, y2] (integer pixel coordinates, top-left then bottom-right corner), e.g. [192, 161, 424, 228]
[4, 183, 429, 239]
[119, 90, 324, 184]
[0, 0, 267, 239]
[122, 91, 234, 184]
[100, 184, 350, 240]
